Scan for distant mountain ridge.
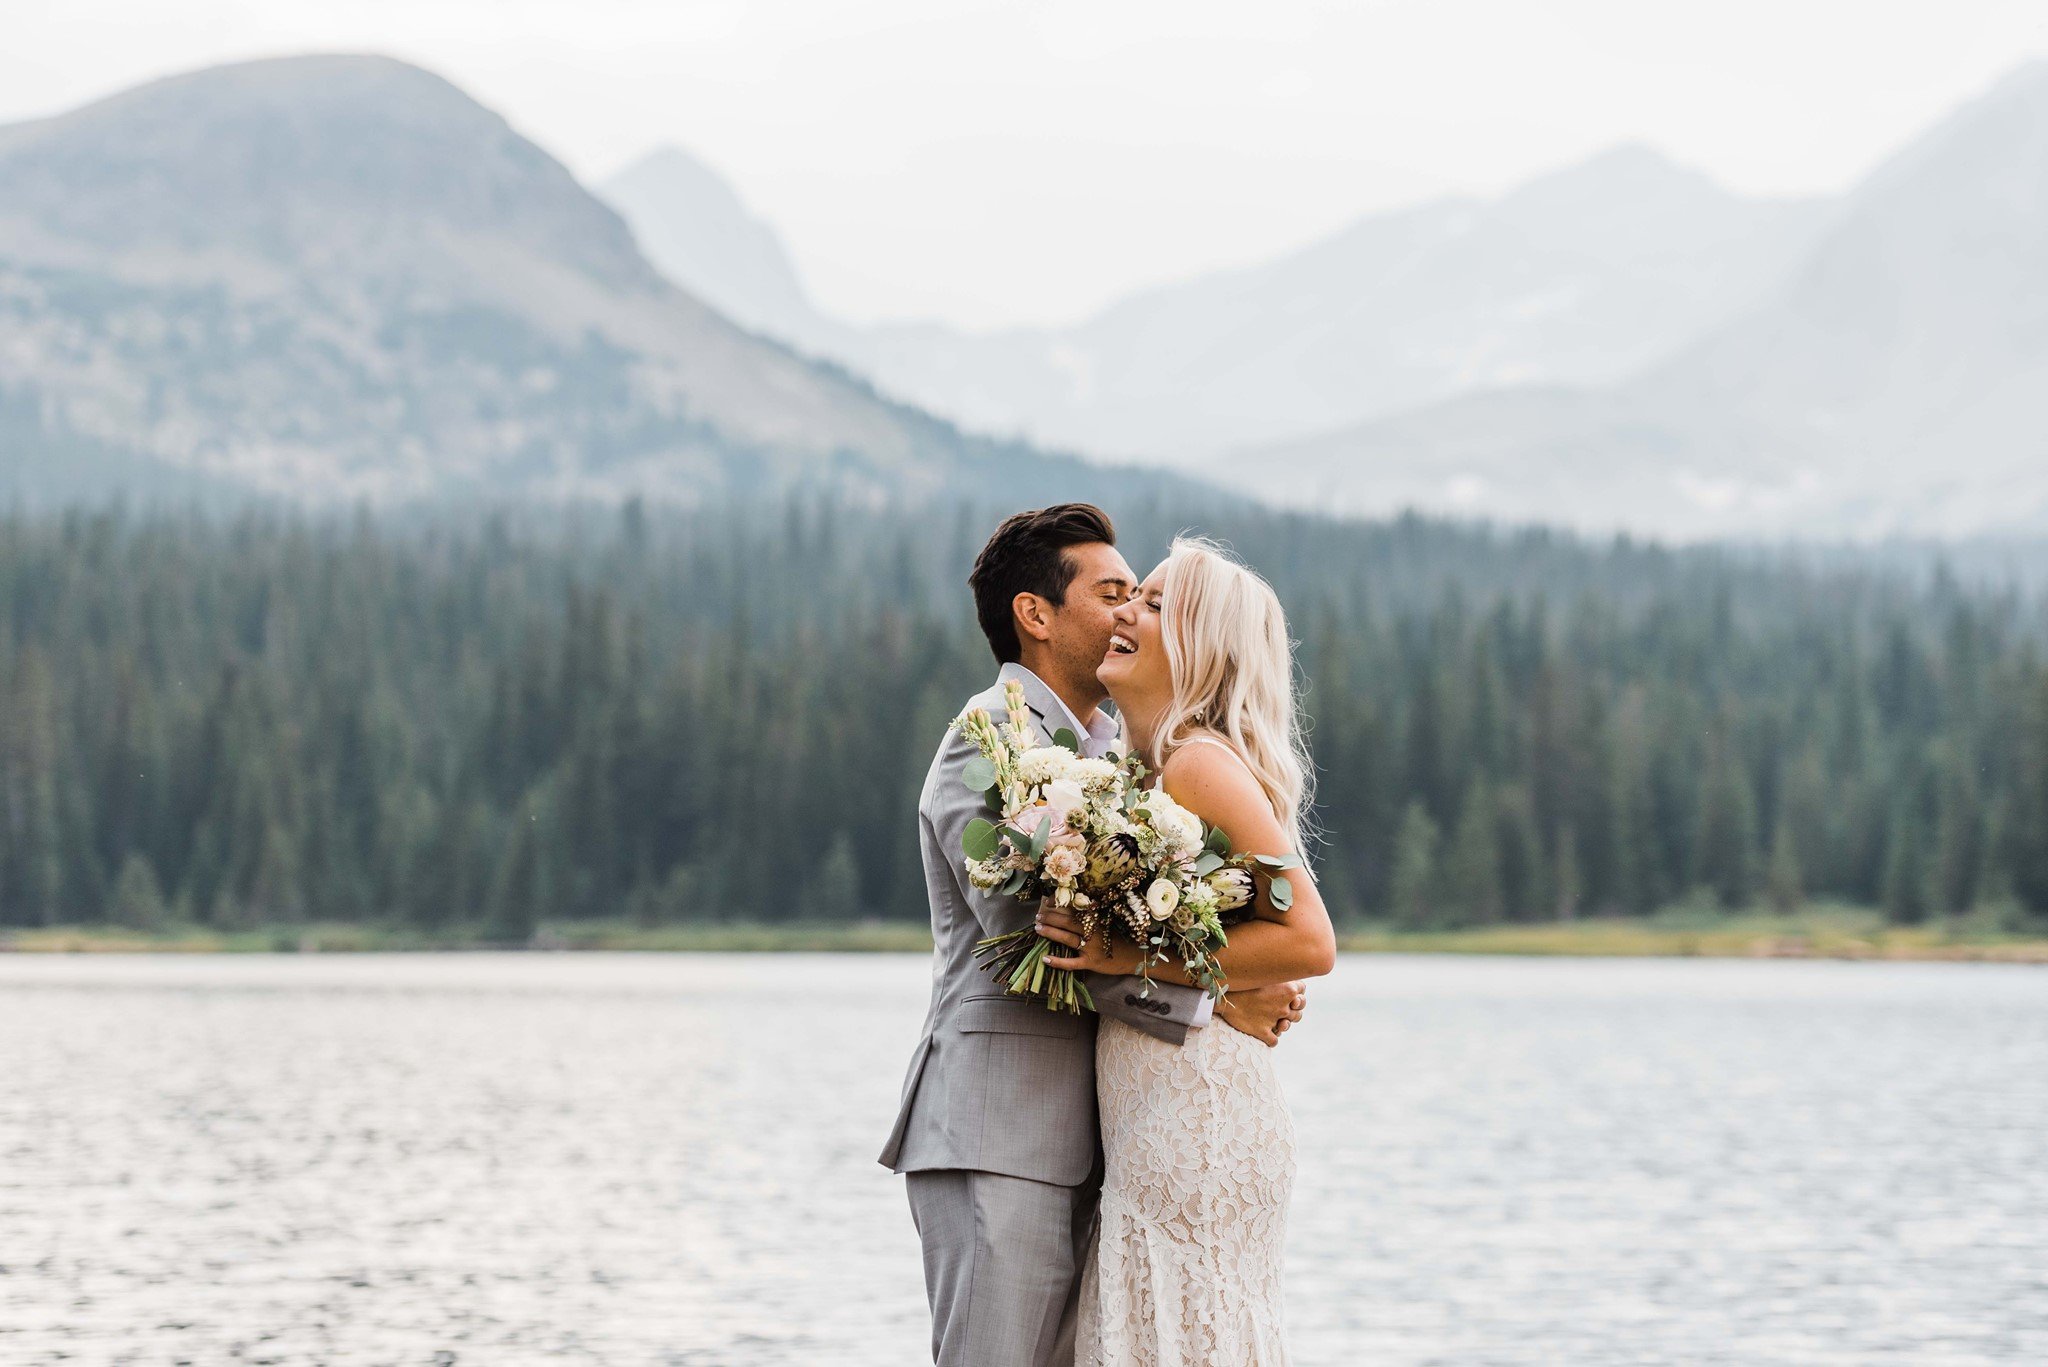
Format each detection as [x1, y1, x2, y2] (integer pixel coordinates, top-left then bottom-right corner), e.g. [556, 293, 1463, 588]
[9, 52, 2042, 542]
[600, 145, 830, 350]
[601, 141, 1830, 461]
[0, 55, 1120, 507]
[1228, 61, 2048, 541]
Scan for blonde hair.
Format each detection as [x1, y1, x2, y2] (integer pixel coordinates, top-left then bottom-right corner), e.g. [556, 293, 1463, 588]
[1150, 535, 1314, 857]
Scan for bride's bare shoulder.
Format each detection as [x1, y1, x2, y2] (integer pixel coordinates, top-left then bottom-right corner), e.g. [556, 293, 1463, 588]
[1159, 736, 1261, 817]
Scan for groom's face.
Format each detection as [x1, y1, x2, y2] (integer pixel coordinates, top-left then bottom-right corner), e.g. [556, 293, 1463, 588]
[1040, 540, 1138, 701]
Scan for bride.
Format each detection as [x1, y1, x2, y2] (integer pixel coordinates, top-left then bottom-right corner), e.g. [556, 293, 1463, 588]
[1038, 534, 1336, 1367]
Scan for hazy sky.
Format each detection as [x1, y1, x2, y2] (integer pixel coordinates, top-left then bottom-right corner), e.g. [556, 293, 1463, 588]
[8, 0, 2046, 330]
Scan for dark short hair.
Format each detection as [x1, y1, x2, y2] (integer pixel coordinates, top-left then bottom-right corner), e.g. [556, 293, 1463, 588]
[969, 504, 1118, 664]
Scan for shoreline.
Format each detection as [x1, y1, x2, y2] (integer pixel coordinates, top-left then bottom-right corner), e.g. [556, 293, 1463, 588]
[4, 907, 2045, 962]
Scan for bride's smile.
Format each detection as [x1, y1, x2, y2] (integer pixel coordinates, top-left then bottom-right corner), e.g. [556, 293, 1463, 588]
[1097, 571, 1169, 713]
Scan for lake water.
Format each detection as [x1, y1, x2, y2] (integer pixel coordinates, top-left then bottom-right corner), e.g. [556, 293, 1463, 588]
[2, 952, 2045, 1365]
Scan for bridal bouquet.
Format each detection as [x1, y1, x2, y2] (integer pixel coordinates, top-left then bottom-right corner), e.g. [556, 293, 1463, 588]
[955, 681, 1300, 1012]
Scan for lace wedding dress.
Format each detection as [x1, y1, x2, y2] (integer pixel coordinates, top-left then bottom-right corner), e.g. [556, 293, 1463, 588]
[1075, 1005, 1297, 1365]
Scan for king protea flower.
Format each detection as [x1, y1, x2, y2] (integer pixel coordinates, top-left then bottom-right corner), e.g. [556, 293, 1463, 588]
[1085, 833, 1142, 890]
[1205, 865, 1256, 912]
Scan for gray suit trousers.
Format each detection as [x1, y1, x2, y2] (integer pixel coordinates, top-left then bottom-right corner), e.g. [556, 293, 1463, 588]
[906, 1168, 1099, 1367]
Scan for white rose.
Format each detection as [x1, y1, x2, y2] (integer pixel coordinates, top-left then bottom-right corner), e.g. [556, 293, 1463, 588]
[1144, 878, 1181, 921]
[1042, 778, 1088, 829]
[1141, 795, 1205, 857]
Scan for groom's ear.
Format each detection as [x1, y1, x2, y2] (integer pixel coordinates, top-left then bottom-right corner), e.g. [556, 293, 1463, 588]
[1012, 591, 1056, 645]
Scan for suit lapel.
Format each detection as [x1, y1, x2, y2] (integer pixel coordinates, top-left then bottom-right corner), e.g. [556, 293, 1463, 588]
[997, 664, 1065, 744]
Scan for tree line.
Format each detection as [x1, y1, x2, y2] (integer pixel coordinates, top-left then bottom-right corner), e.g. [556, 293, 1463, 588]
[1, 495, 2045, 937]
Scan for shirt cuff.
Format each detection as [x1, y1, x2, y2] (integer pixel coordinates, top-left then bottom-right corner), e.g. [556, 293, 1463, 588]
[1188, 991, 1215, 1029]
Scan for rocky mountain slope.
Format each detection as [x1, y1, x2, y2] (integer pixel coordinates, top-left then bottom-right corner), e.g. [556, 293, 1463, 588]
[0, 55, 1098, 507]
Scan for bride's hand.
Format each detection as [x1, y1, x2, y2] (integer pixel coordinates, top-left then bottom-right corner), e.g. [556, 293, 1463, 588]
[1217, 980, 1307, 1047]
[1038, 901, 1142, 975]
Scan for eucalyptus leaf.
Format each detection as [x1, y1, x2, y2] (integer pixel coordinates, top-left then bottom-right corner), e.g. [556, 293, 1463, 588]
[1051, 727, 1080, 752]
[1204, 826, 1232, 856]
[962, 755, 998, 792]
[1193, 851, 1224, 876]
[1251, 853, 1301, 870]
[1269, 875, 1294, 911]
[1001, 869, 1027, 896]
[963, 817, 1000, 861]
[1029, 813, 1053, 859]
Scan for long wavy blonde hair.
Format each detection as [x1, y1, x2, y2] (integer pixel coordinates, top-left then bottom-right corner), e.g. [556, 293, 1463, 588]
[1148, 535, 1314, 858]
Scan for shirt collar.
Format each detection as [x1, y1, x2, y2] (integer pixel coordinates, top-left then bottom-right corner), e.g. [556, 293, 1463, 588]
[997, 662, 1120, 758]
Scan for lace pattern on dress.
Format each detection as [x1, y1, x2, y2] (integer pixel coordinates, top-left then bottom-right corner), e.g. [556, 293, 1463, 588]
[1076, 1012, 1296, 1365]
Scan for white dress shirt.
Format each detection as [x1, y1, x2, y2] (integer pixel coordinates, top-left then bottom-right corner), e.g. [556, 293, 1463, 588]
[998, 662, 1121, 758]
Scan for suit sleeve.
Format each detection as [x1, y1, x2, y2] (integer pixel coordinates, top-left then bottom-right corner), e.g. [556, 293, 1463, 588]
[1086, 973, 1211, 1045]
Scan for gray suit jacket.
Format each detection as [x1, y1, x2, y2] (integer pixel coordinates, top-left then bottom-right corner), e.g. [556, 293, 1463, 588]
[878, 668, 1211, 1187]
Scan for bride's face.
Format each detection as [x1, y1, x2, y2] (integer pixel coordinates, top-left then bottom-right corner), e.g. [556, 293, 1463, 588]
[1098, 561, 1169, 704]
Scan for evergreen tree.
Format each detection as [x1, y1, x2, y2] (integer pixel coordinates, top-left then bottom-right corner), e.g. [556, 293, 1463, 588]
[488, 797, 550, 945]
[1401, 668, 1454, 828]
[1553, 821, 1583, 922]
[1882, 800, 1931, 925]
[6, 650, 67, 926]
[1693, 727, 1759, 909]
[2008, 675, 2048, 915]
[808, 832, 865, 923]
[1388, 802, 1441, 929]
[250, 822, 305, 924]
[1764, 816, 1804, 916]
[1927, 748, 1982, 917]
[1441, 779, 1505, 926]
[1605, 696, 1659, 915]
[110, 853, 167, 930]
[1776, 747, 1830, 905]
[651, 862, 702, 924]
[210, 885, 253, 931]
[1492, 783, 1547, 921]
[0, 498, 2036, 937]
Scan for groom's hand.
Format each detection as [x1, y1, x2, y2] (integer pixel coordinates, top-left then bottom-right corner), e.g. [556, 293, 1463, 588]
[1218, 981, 1307, 1047]
[1037, 901, 1144, 975]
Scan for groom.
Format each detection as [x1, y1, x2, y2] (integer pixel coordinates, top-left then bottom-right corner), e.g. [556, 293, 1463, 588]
[879, 503, 1308, 1367]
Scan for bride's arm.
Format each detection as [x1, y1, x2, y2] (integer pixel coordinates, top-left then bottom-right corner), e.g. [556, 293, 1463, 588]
[1042, 744, 1336, 989]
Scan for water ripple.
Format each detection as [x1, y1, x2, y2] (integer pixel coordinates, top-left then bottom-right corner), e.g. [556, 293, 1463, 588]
[2, 952, 2044, 1364]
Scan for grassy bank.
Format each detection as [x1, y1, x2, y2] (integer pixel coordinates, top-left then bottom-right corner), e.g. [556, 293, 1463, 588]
[1334, 903, 2048, 962]
[5, 903, 2046, 961]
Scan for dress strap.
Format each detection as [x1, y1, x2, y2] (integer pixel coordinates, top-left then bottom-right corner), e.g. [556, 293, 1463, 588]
[1175, 734, 1254, 773]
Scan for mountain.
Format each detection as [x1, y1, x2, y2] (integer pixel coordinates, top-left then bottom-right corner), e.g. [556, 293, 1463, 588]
[0, 55, 1099, 507]
[1230, 62, 2048, 541]
[599, 146, 844, 353]
[599, 142, 1827, 462]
